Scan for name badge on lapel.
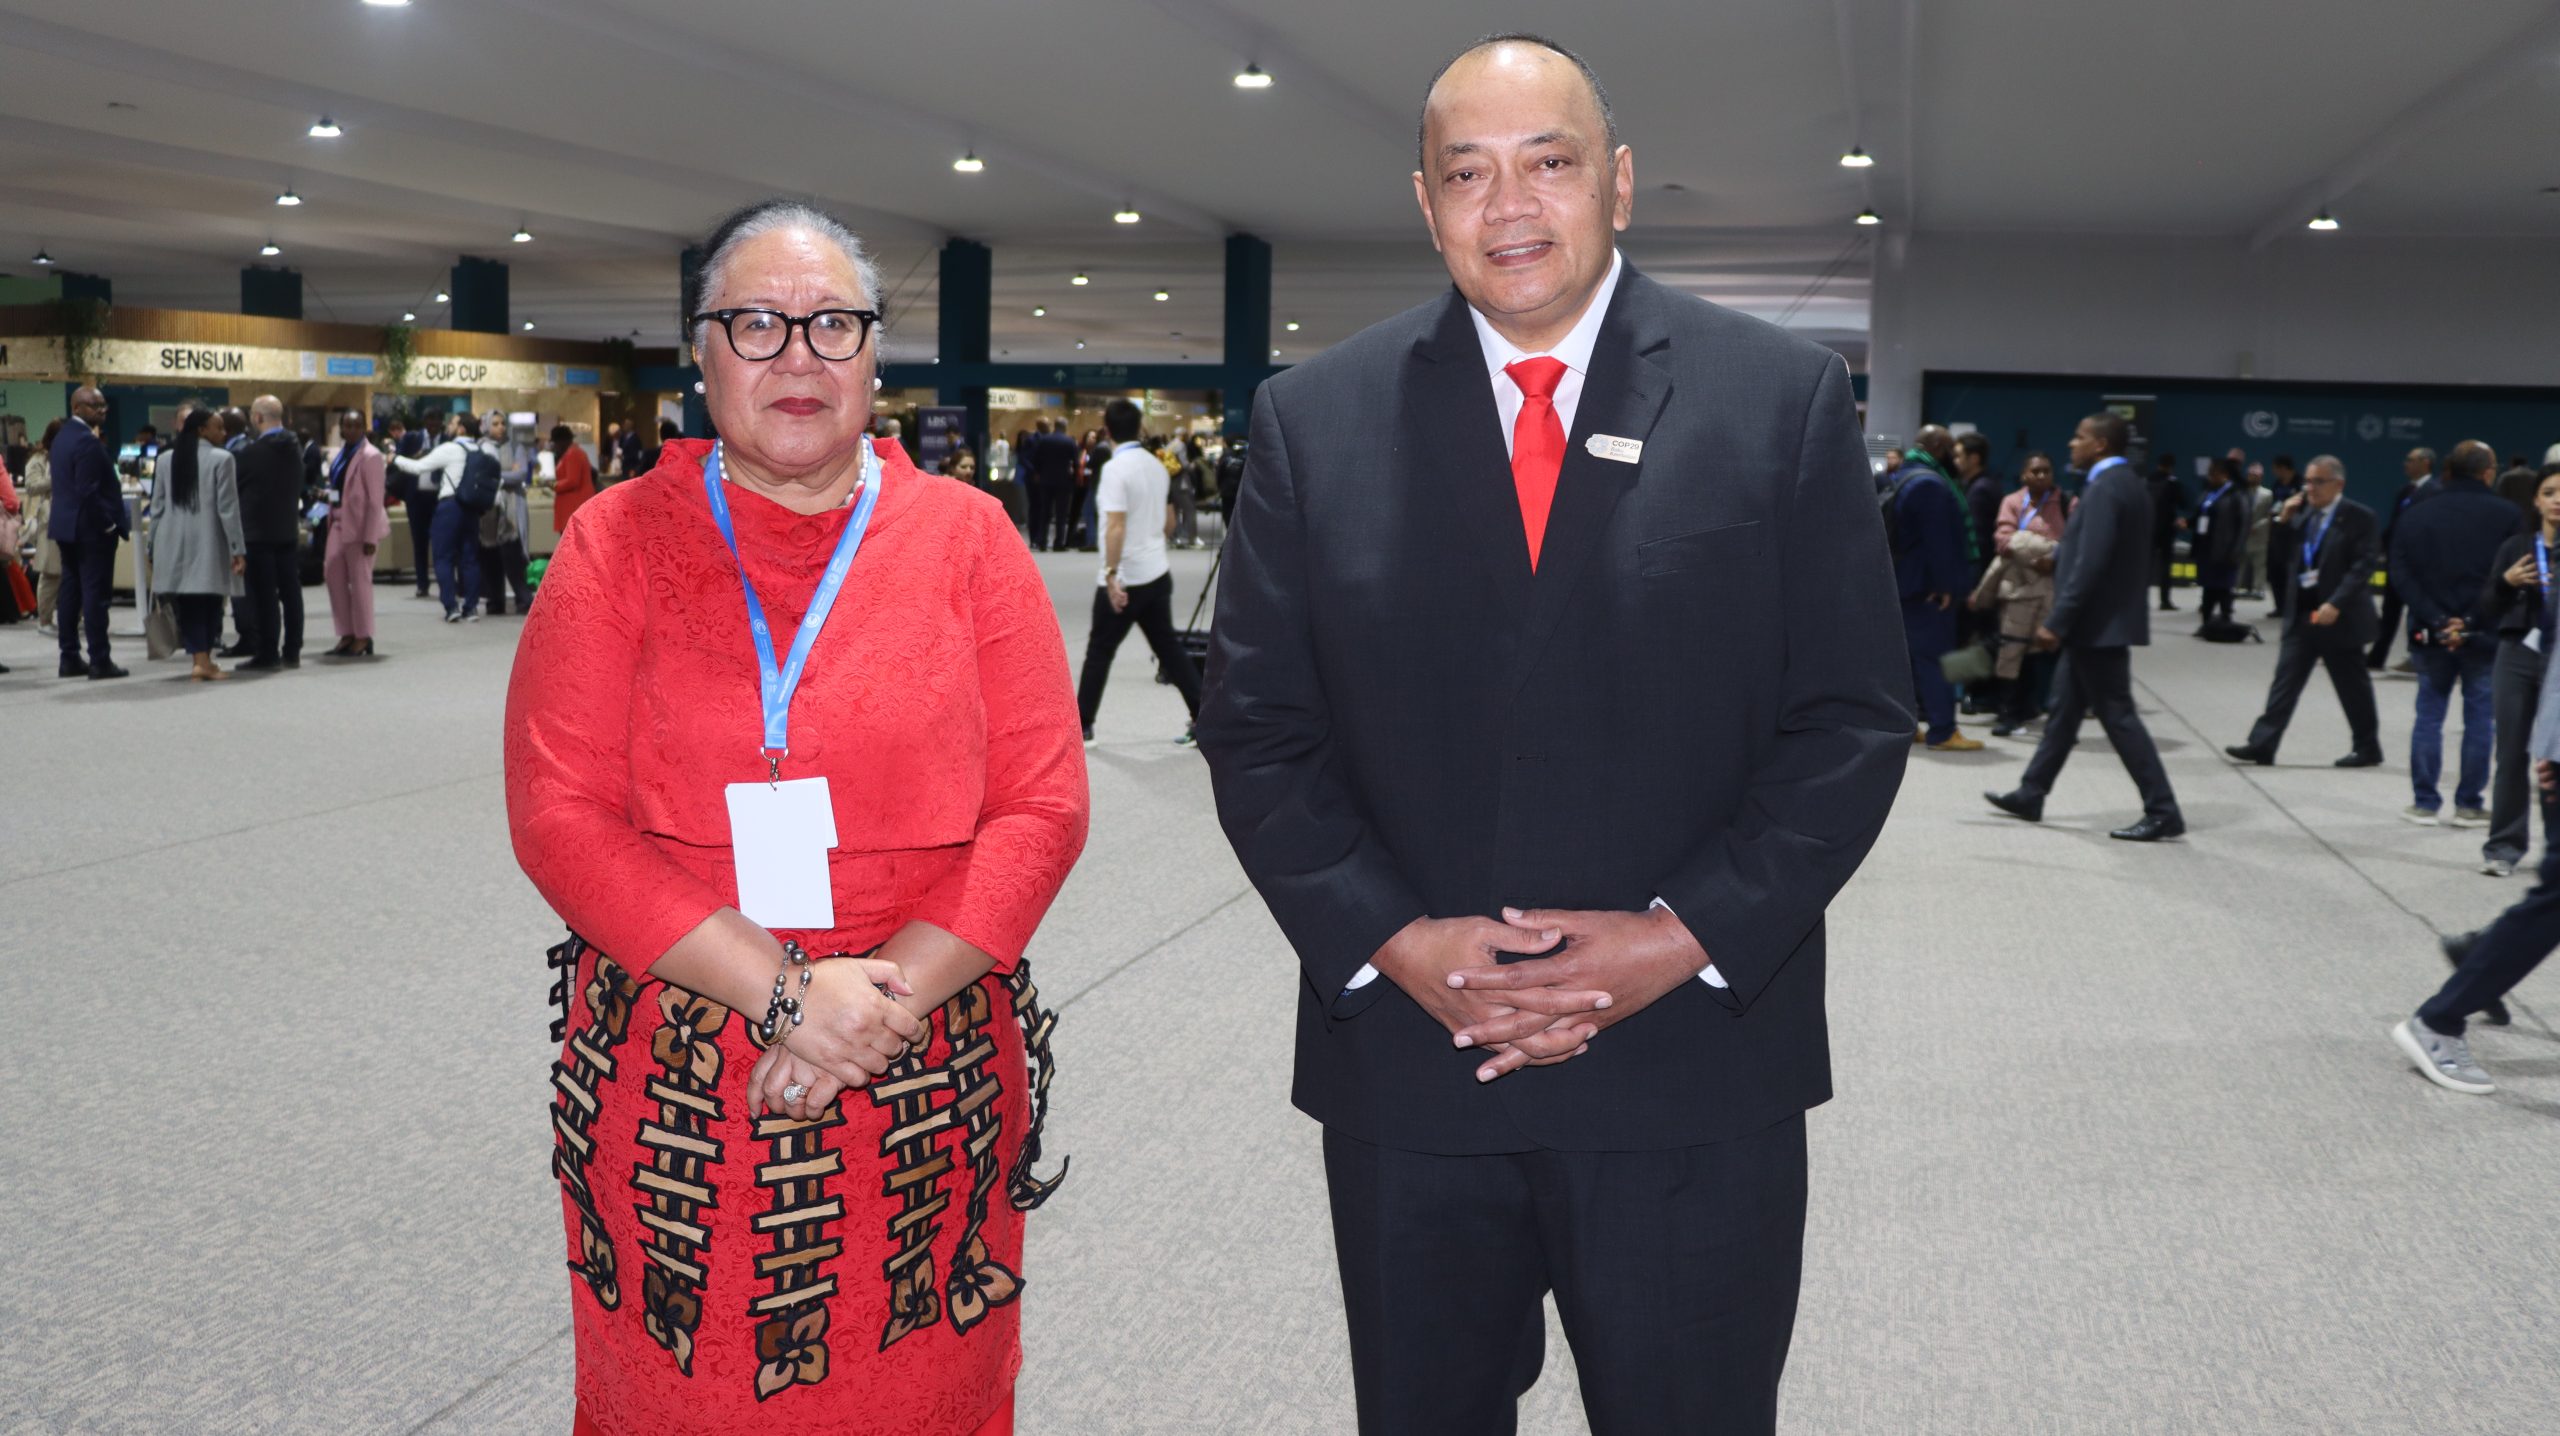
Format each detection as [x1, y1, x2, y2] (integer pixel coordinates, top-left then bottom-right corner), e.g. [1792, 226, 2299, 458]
[726, 777, 839, 930]
[1584, 434, 1644, 465]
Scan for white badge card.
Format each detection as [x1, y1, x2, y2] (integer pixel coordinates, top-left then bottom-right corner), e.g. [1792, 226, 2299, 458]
[725, 777, 839, 930]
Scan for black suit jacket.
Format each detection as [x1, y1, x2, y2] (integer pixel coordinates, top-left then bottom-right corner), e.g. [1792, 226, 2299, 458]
[236, 429, 305, 544]
[2269, 499, 2381, 647]
[1026, 432, 1076, 487]
[1197, 270, 1911, 1155]
[45, 418, 126, 544]
[2046, 461, 2154, 649]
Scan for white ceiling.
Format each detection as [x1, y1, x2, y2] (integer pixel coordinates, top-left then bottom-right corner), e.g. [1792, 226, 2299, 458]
[0, 0, 2552, 366]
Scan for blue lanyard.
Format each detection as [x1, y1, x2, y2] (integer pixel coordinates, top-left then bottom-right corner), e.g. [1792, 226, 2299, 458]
[701, 441, 883, 776]
[2300, 505, 2334, 568]
[2537, 536, 2550, 595]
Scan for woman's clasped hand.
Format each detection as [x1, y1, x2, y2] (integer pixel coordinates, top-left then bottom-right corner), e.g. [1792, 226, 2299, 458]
[746, 954, 927, 1120]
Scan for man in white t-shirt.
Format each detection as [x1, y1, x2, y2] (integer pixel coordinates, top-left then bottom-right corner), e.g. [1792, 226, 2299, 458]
[1075, 397, 1203, 744]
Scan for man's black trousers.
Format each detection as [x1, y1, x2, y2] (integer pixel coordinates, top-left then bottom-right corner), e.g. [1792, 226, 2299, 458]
[1076, 573, 1202, 728]
[2424, 791, 2560, 1036]
[53, 536, 116, 665]
[2244, 622, 2381, 759]
[1324, 1117, 1807, 1436]
[2018, 645, 2180, 820]
[241, 539, 303, 663]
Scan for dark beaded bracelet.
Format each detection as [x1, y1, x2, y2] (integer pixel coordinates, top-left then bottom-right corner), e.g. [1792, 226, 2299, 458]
[760, 940, 813, 1043]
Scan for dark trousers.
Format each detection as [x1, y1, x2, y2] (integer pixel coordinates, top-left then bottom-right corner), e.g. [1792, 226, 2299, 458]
[241, 539, 304, 662]
[2423, 792, 2560, 1036]
[2198, 586, 2236, 625]
[405, 493, 438, 592]
[1026, 482, 1067, 550]
[478, 538, 532, 614]
[2153, 544, 2177, 608]
[53, 535, 116, 665]
[1998, 649, 2059, 726]
[172, 593, 223, 655]
[1323, 1117, 1807, 1436]
[430, 502, 481, 616]
[2244, 623, 2381, 759]
[1902, 599, 1957, 741]
[1077, 574, 1202, 727]
[2019, 645, 2181, 820]
[2369, 590, 2405, 665]
[2485, 638, 2545, 864]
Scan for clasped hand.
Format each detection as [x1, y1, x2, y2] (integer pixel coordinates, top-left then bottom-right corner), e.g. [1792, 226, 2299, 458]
[1376, 905, 1710, 1084]
[747, 956, 926, 1120]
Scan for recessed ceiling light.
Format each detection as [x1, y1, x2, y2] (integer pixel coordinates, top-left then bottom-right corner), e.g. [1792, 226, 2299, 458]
[1285, 320, 1301, 332]
[953, 150, 984, 173]
[1271, 348, 1281, 358]
[1070, 272, 1089, 286]
[309, 116, 342, 138]
[1234, 63, 1273, 90]
[2307, 210, 2340, 231]
[402, 311, 416, 321]
[31, 248, 54, 266]
[1032, 306, 1047, 317]
[276, 188, 302, 206]
[1075, 340, 1087, 350]
[1153, 289, 1170, 302]
[512, 227, 533, 243]
[1855, 208, 1880, 226]
[1113, 207, 1141, 225]
[522, 320, 536, 331]
[434, 290, 449, 303]
[1839, 145, 1874, 169]
[259, 241, 281, 257]
[362, 0, 411, 8]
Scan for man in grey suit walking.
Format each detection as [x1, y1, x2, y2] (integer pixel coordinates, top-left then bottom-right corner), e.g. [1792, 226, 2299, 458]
[1986, 412, 2186, 841]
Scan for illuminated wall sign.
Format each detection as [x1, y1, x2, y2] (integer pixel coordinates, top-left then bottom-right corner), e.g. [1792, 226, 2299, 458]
[0, 335, 603, 389]
[326, 356, 377, 378]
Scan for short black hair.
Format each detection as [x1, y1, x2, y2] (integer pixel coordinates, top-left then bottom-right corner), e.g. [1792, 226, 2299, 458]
[457, 412, 483, 439]
[1104, 398, 1142, 443]
[1420, 33, 1617, 171]
[2273, 453, 2297, 471]
[1955, 432, 1990, 461]
[550, 424, 574, 446]
[2081, 411, 2130, 457]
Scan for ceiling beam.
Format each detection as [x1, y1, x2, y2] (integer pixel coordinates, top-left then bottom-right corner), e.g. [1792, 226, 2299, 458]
[0, 11, 943, 248]
[0, 183, 468, 267]
[498, 0, 1238, 237]
[2248, 2, 2560, 249]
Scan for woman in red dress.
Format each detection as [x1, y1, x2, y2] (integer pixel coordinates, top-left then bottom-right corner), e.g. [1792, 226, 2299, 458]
[505, 200, 1088, 1436]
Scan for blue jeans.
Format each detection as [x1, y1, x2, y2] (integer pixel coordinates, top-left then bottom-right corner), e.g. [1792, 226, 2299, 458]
[1902, 600, 1957, 742]
[430, 500, 481, 617]
[2411, 640, 2495, 811]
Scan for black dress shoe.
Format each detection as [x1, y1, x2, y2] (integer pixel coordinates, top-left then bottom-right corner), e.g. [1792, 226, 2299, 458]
[1991, 719, 2021, 738]
[2224, 744, 2274, 765]
[240, 656, 283, 672]
[1984, 789, 2044, 822]
[59, 658, 89, 678]
[86, 661, 131, 680]
[2334, 751, 2384, 768]
[217, 643, 254, 659]
[2110, 813, 2185, 842]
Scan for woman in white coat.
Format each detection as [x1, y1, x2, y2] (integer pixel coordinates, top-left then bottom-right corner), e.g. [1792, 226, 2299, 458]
[322, 410, 390, 656]
[145, 405, 246, 681]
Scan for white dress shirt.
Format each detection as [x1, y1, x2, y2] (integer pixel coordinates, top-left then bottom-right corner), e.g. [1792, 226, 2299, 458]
[1347, 250, 1725, 995]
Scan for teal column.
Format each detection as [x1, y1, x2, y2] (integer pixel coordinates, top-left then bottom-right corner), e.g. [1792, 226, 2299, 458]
[1222, 234, 1272, 438]
[937, 238, 992, 461]
[240, 265, 302, 320]
[450, 256, 508, 335]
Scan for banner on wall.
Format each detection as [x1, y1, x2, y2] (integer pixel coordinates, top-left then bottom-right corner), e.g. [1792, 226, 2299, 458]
[915, 406, 967, 473]
[0, 333, 603, 392]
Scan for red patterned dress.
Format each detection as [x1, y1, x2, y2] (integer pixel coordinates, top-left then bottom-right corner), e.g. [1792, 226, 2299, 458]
[505, 438, 1088, 1435]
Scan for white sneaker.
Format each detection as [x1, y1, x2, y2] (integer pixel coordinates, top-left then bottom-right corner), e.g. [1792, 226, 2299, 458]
[2481, 858, 2518, 878]
[2393, 1017, 2494, 1094]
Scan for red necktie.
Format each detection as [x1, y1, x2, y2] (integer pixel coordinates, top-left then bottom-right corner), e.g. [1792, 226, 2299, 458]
[1506, 357, 1568, 570]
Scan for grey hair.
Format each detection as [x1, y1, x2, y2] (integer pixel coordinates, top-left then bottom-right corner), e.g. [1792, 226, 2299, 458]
[2409, 447, 2438, 468]
[685, 199, 886, 357]
[2306, 454, 2345, 481]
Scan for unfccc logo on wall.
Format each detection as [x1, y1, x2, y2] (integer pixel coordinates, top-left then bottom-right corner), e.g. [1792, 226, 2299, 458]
[2356, 414, 2386, 441]
[2243, 410, 2280, 439]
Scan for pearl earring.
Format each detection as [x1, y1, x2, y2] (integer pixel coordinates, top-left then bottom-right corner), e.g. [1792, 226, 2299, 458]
[871, 377, 882, 391]
[692, 380, 705, 394]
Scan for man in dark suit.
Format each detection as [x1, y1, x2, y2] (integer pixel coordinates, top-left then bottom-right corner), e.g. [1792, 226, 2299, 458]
[2147, 453, 2185, 611]
[2223, 455, 2382, 766]
[1986, 413, 2185, 840]
[1891, 426, 1981, 750]
[2390, 440, 2521, 825]
[234, 394, 307, 670]
[2369, 446, 2438, 669]
[48, 386, 130, 679]
[1196, 36, 1910, 1435]
[1025, 418, 1078, 551]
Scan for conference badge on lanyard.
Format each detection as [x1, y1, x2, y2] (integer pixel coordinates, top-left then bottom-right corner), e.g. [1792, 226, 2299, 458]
[705, 440, 883, 930]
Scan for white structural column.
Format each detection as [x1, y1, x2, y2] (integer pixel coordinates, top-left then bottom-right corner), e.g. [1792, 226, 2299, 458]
[1862, 229, 1919, 446]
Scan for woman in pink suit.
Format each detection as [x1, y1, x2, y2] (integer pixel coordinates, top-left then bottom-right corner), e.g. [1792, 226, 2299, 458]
[322, 409, 391, 657]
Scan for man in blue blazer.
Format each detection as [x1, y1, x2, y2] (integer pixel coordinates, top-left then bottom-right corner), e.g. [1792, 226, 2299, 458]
[48, 386, 130, 680]
[1198, 34, 1910, 1434]
[1891, 426, 1980, 749]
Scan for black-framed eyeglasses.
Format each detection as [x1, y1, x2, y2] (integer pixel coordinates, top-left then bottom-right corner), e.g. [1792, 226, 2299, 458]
[691, 307, 879, 363]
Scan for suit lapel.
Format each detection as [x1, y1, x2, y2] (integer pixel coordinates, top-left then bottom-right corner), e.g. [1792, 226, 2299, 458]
[1408, 292, 1532, 636]
[1508, 275, 1673, 692]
